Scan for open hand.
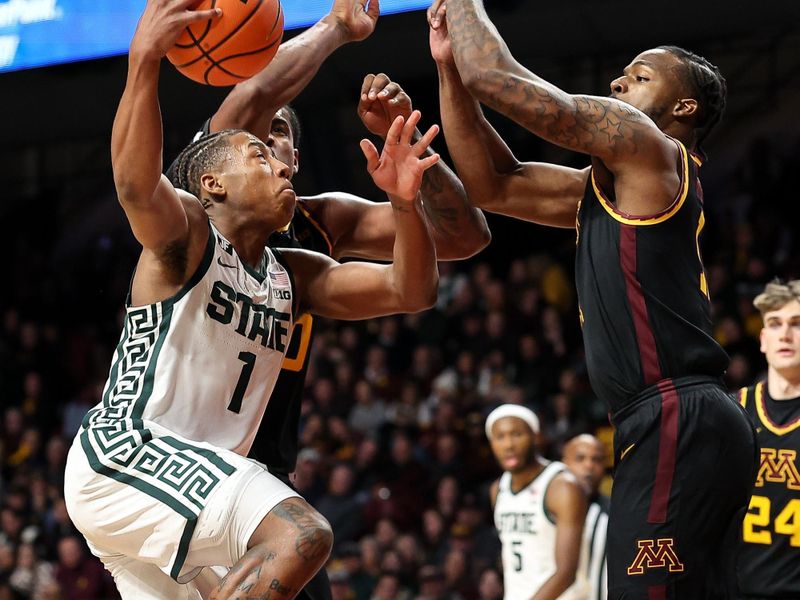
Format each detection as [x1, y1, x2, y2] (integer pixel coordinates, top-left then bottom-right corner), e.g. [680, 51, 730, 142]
[329, 0, 380, 43]
[360, 111, 440, 202]
[358, 73, 413, 138]
[130, 0, 222, 61]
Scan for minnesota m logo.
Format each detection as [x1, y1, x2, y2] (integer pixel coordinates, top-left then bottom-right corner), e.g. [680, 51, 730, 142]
[756, 448, 800, 490]
[627, 539, 684, 575]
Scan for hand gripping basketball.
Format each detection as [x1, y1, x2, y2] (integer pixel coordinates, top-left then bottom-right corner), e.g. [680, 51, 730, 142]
[166, 0, 285, 86]
[130, 0, 223, 62]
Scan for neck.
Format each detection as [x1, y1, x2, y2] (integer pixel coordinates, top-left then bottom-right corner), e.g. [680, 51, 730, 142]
[213, 215, 273, 268]
[509, 456, 546, 491]
[660, 122, 695, 151]
[768, 365, 800, 400]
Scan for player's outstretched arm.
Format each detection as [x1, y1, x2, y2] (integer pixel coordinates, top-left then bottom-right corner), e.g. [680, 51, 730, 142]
[285, 111, 439, 319]
[534, 472, 588, 600]
[302, 73, 490, 262]
[430, 11, 587, 229]
[112, 0, 219, 251]
[209, 0, 380, 140]
[430, 0, 673, 172]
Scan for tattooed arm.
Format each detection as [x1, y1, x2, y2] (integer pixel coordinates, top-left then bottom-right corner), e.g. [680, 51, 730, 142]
[430, 0, 681, 215]
[432, 14, 587, 228]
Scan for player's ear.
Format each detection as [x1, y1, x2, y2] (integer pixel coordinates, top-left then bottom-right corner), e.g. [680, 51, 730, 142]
[674, 98, 698, 120]
[200, 173, 226, 201]
[293, 148, 300, 176]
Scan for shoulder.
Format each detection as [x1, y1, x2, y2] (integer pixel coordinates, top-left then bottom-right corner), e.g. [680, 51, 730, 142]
[545, 469, 586, 513]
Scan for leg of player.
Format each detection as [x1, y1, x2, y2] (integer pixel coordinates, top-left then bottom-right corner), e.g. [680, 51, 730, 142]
[209, 497, 333, 600]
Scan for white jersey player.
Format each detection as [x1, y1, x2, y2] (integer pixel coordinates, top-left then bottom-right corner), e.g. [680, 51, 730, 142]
[63, 2, 443, 598]
[487, 405, 588, 600]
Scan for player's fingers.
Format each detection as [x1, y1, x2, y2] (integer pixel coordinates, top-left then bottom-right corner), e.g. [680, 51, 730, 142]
[360, 139, 380, 172]
[369, 73, 391, 99]
[378, 82, 402, 100]
[183, 6, 222, 23]
[419, 153, 441, 171]
[414, 124, 440, 154]
[428, 0, 446, 27]
[386, 115, 405, 144]
[401, 110, 422, 145]
[360, 74, 376, 101]
[389, 91, 412, 109]
[366, 0, 380, 20]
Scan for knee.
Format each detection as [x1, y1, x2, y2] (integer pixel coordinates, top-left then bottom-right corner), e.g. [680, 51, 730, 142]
[294, 511, 333, 569]
[265, 499, 333, 570]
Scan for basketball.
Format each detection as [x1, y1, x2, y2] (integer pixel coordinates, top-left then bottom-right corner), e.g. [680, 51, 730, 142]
[166, 0, 284, 87]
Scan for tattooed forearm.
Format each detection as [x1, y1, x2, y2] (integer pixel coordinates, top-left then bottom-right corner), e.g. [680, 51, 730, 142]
[416, 154, 489, 254]
[444, 0, 652, 160]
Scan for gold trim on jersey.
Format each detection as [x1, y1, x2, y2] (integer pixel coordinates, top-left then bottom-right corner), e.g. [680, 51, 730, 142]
[739, 386, 749, 408]
[281, 313, 314, 373]
[296, 199, 334, 256]
[590, 139, 690, 226]
[756, 381, 800, 436]
[695, 211, 709, 298]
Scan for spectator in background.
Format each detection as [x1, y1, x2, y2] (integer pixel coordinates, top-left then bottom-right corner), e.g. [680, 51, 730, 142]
[317, 463, 364, 548]
[9, 542, 56, 598]
[476, 568, 503, 600]
[349, 380, 387, 438]
[54, 536, 117, 600]
[337, 541, 375, 600]
[416, 564, 448, 600]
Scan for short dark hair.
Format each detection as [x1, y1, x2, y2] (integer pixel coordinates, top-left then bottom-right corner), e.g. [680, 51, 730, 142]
[166, 129, 240, 199]
[658, 45, 727, 159]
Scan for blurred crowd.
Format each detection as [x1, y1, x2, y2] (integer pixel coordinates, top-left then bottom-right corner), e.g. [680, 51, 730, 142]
[0, 133, 798, 599]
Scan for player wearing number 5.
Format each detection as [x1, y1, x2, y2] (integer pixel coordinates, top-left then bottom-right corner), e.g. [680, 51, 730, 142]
[737, 281, 800, 599]
[486, 405, 589, 600]
[62, 1, 441, 599]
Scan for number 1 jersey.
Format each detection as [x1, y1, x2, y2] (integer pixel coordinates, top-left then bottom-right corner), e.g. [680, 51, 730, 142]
[83, 222, 295, 456]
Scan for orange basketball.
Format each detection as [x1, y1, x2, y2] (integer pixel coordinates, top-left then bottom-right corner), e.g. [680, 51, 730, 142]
[166, 0, 284, 87]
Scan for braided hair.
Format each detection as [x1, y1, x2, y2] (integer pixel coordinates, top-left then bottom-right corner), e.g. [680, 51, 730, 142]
[658, 46, 727, 160]
[166, 129, 242, 202]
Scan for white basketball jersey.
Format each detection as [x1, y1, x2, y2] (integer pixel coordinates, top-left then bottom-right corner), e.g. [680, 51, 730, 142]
[83, 223, 295, 456]
[495, 461, 588, 600]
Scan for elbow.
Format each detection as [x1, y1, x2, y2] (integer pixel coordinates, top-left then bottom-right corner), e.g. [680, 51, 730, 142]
[400, 275, 439, 313]
[447, 225, 492, 260]
[469, 223, 493, 255]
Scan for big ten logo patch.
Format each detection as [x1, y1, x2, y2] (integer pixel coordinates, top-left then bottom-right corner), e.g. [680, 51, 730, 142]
[757, 449, 800, 490]
[627, 538, 684, 575]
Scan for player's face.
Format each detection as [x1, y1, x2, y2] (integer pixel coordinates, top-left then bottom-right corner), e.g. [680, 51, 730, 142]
[563, 440, 605, 494]
[760, 299, 800, 375]
[489, 417, 535, 473]
[225, 132, 296, 228]
[266, 108, 299, 180]
[609, 49, 685, 128]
